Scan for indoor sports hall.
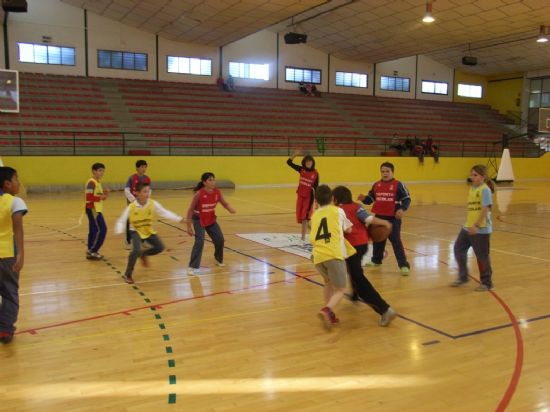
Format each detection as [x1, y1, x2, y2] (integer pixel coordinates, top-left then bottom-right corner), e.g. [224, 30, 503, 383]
[1, 1, 550, 411]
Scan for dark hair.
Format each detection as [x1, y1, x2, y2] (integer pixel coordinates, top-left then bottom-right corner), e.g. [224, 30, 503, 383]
[92, 162, 105, 171]
[135, 182, 150, 193]
[136, 160, 148, 168]
[193, 172, 215, 192]
[332, 185, 353, 204]
[380, 162, 394, 172]
[315, 184, 332, 206]
[301, 155, 316, 171]
[0, 166, 17, 188]
[471, 164, 495, 193]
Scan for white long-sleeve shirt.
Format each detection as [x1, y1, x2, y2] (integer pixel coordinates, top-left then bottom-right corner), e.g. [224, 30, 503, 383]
[115, 199, 182, 234]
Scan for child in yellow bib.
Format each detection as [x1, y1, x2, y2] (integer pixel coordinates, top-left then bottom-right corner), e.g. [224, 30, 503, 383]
[310, 185, 355, 330]
[115, 182, 183, 284]
[0, 166, 27, 344]
[451, 165, 495, 291]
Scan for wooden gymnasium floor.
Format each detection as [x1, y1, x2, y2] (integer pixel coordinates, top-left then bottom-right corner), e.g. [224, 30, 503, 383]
[1, 181, 550, 412]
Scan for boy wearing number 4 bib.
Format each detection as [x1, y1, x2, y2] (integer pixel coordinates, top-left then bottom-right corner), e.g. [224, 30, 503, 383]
[310, 185, 355, 331]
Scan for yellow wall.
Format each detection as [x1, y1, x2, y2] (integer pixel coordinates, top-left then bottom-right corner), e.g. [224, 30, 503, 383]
[453, 70, 488, 104]
[486, 75, 523, 115]
[3, 155, 549, 189]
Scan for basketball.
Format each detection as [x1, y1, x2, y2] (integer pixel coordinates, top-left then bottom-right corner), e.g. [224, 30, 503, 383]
[368, 223, 392, 243]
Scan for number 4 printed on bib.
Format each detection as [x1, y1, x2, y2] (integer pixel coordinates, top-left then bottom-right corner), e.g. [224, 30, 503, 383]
[315, 217, 331, 243]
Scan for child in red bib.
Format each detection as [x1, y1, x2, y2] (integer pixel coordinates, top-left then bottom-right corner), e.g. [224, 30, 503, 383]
[286, 150, 319, 241]
[186, 172, 236, 275]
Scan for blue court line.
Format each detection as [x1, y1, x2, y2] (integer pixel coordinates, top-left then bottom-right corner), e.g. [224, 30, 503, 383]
[159, 221, 550, 341]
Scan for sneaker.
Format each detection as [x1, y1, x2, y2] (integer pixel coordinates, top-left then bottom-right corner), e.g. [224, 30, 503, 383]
[123, 275, 135, 284]
[474, 284, 493, 292]
[215, 260, 225, 267]
[187, 267, 196, 275]
[399, 267, 410, 276]
[140, 255, 149, 268]
[318, 307, 335, 331]
[366, 261, 382, 268]
[86, 251, 103, 260]
[124, 240, 132, 250]
[450, 278, 469, 287]
[0, 331, 14, 344]
[379, 307, 397, 327]
[347, 293, 360, 304]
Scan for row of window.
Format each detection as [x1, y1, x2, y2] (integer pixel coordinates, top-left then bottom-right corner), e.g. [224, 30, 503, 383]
[16, 42, 483, 97]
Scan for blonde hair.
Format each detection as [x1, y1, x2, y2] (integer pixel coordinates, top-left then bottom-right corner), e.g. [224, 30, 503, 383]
[471, 164, 495, 193]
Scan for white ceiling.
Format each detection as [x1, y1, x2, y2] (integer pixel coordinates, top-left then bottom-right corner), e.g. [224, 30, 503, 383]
[60, 0, 550, 76]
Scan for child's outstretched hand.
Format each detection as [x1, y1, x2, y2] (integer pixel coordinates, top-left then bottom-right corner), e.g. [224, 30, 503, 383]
[395, 209, 405, 219]
[357, 194, 366, 202]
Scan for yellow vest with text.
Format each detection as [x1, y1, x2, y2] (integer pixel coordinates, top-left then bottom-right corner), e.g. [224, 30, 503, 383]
[465, 183, 489, 228]
[85, 178, 104, 213]
[310, 205, 356, 264]
[0, 194, 15, 258]
[129, 201, 156, 239]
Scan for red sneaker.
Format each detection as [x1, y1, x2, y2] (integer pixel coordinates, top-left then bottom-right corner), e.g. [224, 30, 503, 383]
[140, 255, 149, 268]
[0, 331, 14, 344]
[318, 307, 335, 331]
[123, 275, 135, 284]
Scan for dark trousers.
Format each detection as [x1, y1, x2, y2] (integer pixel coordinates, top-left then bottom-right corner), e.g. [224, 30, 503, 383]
[0, 258, 19, 334]
[86, 209, 107, 253]
[454, 229, 493, 287]
[346, 244, 390, 315]
[125, 232, 164, 277]
[188, 217, 224, 269]
[372, 216, 409, 268]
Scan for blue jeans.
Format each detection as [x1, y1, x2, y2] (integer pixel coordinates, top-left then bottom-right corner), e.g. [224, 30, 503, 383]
[0, 258, 19, 334]
[188, 217, 224, 269]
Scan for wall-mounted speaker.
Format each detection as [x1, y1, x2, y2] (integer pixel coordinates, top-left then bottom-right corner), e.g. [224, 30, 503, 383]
[284, 32, 307, 44]
[2, 0, 28, 12]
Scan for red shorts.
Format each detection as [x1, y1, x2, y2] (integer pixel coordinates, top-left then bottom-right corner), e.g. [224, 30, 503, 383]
[296, 195, 313, 223]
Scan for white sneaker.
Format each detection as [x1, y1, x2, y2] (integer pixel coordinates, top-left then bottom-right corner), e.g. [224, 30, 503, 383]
[187, 267, 196, 275]
[379, 307, 397, 327]
[215, 260, 225, 267]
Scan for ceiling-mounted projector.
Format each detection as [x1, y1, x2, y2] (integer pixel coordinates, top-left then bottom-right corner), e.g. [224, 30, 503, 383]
[284, 32, 307, 44]
[462, 56, 478, 66]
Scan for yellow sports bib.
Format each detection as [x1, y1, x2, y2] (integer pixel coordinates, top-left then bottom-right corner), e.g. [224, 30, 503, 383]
[129, 201, 157, 239]
[310, 205, 355, 264]
[0, 193, 15, 258]
[465, 183, 489, 228]
[85, 178, 104, 213]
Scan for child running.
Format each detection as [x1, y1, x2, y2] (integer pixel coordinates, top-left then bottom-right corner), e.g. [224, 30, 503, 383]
[124, 160, 152, 248]
[85, 162, 109, 260]
[115, 182, 183, 284]
[310, 185, 355, 330]
[332, 185, 397, 326]
[0, 166, 27, 344]
[358, 162, 411, 275]
[287, 150, 319, 241]
[451, 164, 495, 291]
[186, 172, 236, 275]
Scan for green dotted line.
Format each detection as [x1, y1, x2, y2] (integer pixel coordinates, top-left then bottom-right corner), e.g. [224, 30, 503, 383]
[36, 224, 178, 404]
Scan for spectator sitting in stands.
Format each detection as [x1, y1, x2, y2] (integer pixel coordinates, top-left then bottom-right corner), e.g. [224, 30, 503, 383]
[226, 75, 235, 92]
[404, 137, 413, 154]
[390, 134, 404, 155]
[425, 135, 433, 155]
[216, 76, 228, 91]
[413, 139, 425, 163]
[299, 82, 308, 95]
[310, 84, 320, 97]
[432, 144, 440, 163]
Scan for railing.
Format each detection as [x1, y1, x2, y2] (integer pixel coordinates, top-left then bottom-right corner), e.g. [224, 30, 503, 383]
[0, 130, 544, 158]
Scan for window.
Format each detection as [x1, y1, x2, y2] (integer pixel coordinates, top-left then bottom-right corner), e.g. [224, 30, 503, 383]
[228, 62, 269, 80]
[380, 75, 410, 92]
[285, 66, 321, 84]
[98, 50, 148, 71]
[336, 71, 367, 88]
[18, 42, 75, 66]
[457, 83, 482, 98]
[167, 56, 212, 76]
[421, 80, 448, 95]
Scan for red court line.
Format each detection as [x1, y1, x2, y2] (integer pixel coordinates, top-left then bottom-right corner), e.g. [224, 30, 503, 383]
[16, 274, 304, 336]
